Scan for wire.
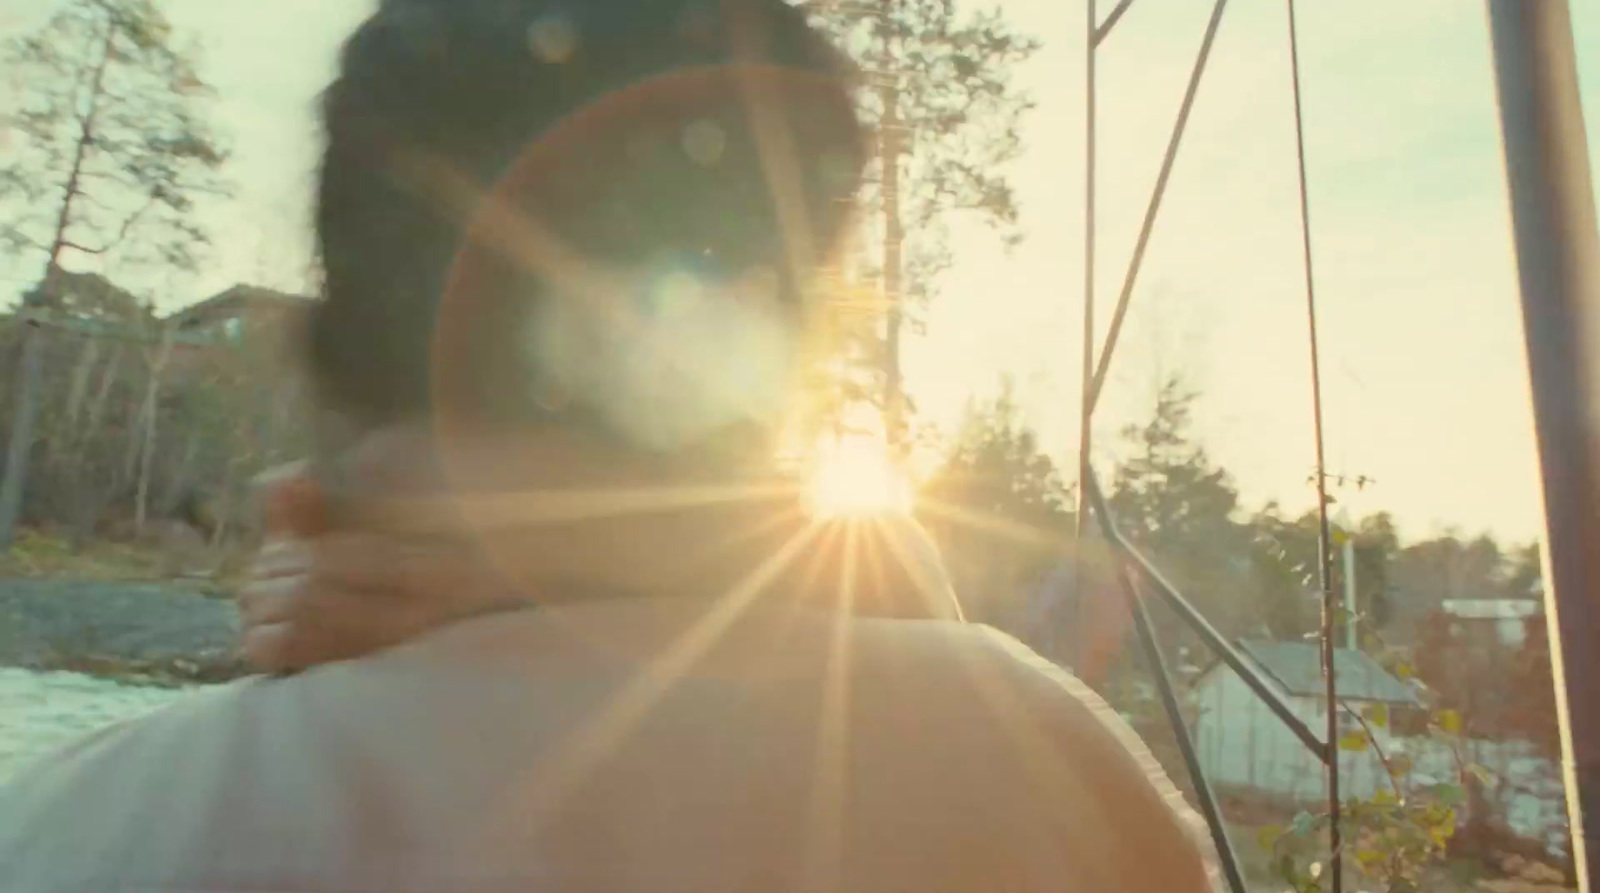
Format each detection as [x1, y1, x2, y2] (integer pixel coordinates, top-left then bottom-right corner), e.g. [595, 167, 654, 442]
[1085, 0, 1229, 412]
[1285, 3, 1343, 891]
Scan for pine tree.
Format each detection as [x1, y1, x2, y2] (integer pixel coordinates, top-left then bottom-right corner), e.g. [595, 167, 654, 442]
[0, 0, 227, 548]
[797, 0, 1037, 447]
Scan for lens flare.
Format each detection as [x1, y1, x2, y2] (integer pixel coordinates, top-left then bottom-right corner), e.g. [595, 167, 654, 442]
[805, 436, 914, 519]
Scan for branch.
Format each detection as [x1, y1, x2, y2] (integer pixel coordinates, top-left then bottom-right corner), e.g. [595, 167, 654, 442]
[105, 192, 158, 250]
[60, 191, 158, 258]
[1338, 698, 1405, 801]
[2, 228, 49, 253]
[77, 170, 143, 190]
[60, 238, 107, 255]
[72, 190, 118, 213]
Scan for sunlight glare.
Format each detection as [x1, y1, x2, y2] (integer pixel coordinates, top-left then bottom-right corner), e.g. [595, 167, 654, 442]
[806, 436, 915, 519]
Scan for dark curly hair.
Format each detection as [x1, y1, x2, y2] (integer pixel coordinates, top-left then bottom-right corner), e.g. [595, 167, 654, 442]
[304, 0, 864, 445]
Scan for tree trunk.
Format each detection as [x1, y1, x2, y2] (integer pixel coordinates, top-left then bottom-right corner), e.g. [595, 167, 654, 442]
[159, 432, 201, 517]
[210, 458, 247, 553]
[85, 345, 122, 431]
[0, 24, 117, 551]
[879, 5, 906, 453]
[67, 346, 123, 550]
[132, 328, 173, 536]
[0, 324, 48, 548]
[50, 334, 102, 476]
[63, 335, 101, 431]
[134, 415, 158, 535]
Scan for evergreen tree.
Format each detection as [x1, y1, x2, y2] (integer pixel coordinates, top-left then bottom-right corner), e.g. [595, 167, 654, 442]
[1108, 375, 1253, 645]
[796, 0, 1037, 444]
[920, 380, 1071, 627]
[0, 0, 227, 548]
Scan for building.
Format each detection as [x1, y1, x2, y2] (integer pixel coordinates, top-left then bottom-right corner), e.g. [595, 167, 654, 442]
[166, 284, 309, 354]
[161, 284, 315, 485]
[1193, 638, 1420, 802]
[1438, 597, 1544, 650]
[4, 278, 311, 362]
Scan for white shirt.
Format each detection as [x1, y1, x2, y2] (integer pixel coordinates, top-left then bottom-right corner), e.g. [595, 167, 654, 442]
[0, 597, 1215, 892]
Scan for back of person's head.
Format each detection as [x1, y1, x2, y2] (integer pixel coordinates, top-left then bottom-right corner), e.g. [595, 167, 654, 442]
[307, 0, 865, 454]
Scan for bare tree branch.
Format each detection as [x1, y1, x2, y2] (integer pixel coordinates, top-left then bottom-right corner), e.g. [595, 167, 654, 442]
[60, 239, 107, 255]
[1, 228, 49, 253]
[99, 190, 158, 252]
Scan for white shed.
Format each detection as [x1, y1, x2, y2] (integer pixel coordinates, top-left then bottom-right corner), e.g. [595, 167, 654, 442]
[1193, 639, 1420, 802]
[1439, 598, 1543, 649]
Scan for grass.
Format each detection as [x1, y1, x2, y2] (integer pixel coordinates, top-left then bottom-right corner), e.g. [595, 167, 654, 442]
[0, 529, 168, 581]
[0, 528, 247, 594]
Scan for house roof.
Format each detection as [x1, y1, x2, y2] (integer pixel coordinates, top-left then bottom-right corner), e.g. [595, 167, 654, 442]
[1238, 638, 1419, 705]
[167, 284, 311, 327]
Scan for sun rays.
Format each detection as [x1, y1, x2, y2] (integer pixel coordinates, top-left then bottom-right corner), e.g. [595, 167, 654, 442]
[361, 45, 1133, 845]
[804, 434, 915, 519]
[496, 517, 826, 829]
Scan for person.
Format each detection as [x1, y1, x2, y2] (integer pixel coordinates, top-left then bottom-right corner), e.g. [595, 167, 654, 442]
[0, 0, 1217, 890]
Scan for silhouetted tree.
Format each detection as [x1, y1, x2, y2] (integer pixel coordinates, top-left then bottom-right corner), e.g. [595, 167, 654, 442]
[0, 0, 227, 548]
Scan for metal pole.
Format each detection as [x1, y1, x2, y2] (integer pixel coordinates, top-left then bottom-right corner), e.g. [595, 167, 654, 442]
[1092, 0, 1136, 47]
[1284, 4, 1342, 887]
[1086, 0, 1229, 411]
[1073, 0, 1097, 672]
[1085, 473, 1331, 760]
[1484, 2, 1599, 886]
[1113, 557, 1249, 893]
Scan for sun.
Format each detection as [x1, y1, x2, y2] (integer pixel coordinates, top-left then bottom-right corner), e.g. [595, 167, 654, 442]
[805, 435, 916, 519]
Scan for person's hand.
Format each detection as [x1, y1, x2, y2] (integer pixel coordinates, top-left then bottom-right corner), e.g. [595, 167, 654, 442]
[238, 425, 965, 673]
[238, 434, 527, 673]
[240, 526, 523, 673]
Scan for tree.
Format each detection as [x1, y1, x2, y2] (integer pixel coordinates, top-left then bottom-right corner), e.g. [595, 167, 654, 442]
[1507, 613, 1561, 761]
[927, 382, 1070, 524]
[1388, 533, 1509, 641]
[1244, 504, 1321, 637]
[1353, 512, 1401, 632]
[0, 0, 227, 548]
[1107, 375, 1255, 646]
[1247, 507, 1400, 641]
[920, 380, 1072, 629]
[1408, 538, 1552, 742]
[799, 0, 1037, 447]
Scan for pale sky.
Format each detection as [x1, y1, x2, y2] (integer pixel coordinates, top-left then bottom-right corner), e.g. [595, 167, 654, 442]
[4, 0, 1599, 544]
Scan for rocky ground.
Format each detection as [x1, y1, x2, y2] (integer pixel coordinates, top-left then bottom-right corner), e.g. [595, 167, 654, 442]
[0, 580, 248, 684]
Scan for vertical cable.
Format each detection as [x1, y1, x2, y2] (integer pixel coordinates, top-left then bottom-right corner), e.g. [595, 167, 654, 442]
[1286, 3, 1342, 890]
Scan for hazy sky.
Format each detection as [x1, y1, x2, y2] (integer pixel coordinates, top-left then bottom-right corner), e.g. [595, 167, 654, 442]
[4, 0, 1599, 543]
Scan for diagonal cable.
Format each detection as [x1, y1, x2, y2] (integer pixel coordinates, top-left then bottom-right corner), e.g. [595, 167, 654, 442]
[1086, 0, 1229, 413]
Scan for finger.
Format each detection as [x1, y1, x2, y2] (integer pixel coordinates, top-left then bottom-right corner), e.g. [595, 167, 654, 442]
[244, 583, 445, 672]
[276, 476, 333, 538]
[239, 577, 386, 671]
[251, 460, 309, 492]
[253, 461, 308, 524]
[240, 560, 409, 639]
[239, 620, 298, 672]
[237, 574, 304, 627]
[255, 467, 330, 538]
[241, 619, 370, 674]
[249, 538, 313, 581]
